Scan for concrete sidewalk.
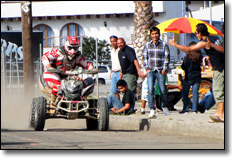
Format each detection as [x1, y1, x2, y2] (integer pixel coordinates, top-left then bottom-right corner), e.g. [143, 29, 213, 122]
[109, 101, 224, 140]
[91, 84, 224, 140]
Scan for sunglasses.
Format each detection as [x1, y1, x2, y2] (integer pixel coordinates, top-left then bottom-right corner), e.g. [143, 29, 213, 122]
[67, 46, 78, 51]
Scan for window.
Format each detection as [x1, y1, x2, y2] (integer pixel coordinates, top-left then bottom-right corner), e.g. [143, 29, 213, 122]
[97, 66, 108, 73]
[33, 24, 54, 47]
[60, 23, 85, 46]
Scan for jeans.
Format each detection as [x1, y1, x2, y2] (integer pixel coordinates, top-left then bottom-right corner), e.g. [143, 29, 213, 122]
[107, 93, 124, 110]
[110, 71, 120, 94]
[199, 91, 216, 110]
[147, 70, 168, 110]
[182, 79, 201, 112]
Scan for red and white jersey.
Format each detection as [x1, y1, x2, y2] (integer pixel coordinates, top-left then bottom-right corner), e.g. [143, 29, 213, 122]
[42, 47, 93, 72]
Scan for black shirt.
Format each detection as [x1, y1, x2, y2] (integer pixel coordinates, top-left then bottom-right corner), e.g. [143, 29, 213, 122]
[181, 55, 201, 82]
[118, 45, 138, 76]
[202, 36, 224, 71]
[122, 89, 135, 114]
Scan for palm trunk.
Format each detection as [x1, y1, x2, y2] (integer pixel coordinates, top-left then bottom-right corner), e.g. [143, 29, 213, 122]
[133, 1, 153, 68]
[133, 1, 153, 100]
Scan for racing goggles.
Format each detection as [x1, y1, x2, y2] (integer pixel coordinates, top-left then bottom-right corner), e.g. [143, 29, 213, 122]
[67, 46, 78, 51]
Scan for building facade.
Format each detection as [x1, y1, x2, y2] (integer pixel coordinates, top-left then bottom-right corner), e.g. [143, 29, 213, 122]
[1, 1, 224, 61]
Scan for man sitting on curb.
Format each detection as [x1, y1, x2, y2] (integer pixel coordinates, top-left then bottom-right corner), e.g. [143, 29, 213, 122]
[107, 79, 135, 115]
[197, 86, 216, 114]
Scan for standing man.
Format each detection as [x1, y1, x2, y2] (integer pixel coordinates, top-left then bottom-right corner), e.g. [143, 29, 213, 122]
[117, 38, 143, 96]
[142, 27, 170, 117]
[109, 35, 121, 99]
[169, 23, 224, 122]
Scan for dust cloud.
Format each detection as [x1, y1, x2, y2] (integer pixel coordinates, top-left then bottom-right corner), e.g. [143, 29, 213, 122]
[1, 87, 37, 130]
[1, 86, 87, 130]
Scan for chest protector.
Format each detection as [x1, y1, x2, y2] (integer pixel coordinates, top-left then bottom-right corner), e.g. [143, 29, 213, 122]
[57, 47, 81, 71]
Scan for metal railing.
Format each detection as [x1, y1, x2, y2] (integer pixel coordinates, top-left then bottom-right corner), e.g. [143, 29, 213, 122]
[1, 36, 101, 100]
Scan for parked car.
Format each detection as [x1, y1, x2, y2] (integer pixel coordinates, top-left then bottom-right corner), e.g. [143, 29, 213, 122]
[82, 65, 111, 85]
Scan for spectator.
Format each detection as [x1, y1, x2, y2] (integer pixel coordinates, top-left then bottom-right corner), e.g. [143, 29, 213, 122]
[179, 42, 203, 114]
[155, 78, 183, 111]
[140, 71, 156, 115]
[109, 35, 121, 99]
[142, 26, 170, 117]
[140, 74, 182, 116]
[207, 23, 224, 53]
[117, 38, 143, 96]
[107, 79, 135, 115]
[206, 24, 224, 123]
[169, 23, 224, 122]
[197, 87, 216, 114]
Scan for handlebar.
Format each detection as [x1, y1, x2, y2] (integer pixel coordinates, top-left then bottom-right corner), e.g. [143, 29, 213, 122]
[47, 67, 98, 75]
[65, 69, 98, 75]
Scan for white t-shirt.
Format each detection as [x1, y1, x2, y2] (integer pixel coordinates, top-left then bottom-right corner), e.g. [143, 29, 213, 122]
[111, 47, 121, 72]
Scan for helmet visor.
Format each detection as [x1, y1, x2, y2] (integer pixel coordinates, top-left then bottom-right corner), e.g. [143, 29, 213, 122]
[67, 46, 78, 51]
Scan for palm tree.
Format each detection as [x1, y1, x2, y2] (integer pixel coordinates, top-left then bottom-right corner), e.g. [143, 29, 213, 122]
[133, 1, 153, 67]
[133, 1, 153, 100]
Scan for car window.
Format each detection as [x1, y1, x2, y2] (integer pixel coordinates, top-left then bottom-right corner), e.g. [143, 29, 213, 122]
[98, 66, 108, 73]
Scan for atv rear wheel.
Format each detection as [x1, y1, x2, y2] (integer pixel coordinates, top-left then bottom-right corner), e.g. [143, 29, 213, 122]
[97, 98, 109, 131]
[33, 96, 47, 131]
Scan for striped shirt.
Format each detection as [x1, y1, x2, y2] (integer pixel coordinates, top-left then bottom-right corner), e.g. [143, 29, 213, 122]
[142, 39, 170, 71]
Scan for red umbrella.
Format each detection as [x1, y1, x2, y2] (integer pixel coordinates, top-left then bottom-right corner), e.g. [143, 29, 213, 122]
[157, 17, 221, 36]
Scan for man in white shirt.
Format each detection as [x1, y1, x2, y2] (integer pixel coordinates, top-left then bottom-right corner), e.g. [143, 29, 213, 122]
[109, 35, 121, 99]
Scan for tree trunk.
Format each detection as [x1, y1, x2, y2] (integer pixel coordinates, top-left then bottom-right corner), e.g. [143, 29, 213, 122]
[133, 1, 153, 67]
[133, 1, 153, 100]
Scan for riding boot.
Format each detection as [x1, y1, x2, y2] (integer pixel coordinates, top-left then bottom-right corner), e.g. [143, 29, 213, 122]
[49, 94, 57, 114]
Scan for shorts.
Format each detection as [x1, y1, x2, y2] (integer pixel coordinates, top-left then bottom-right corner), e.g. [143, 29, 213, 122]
[213, 70, 224, 103]
[123, 73, 138, 94]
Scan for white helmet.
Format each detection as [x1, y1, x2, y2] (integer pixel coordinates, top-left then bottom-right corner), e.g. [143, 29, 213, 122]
[64, 36, 80, 59]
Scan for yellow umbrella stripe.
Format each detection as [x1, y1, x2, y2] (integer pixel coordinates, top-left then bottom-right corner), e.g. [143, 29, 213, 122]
[156, 18, 180, 34]
[188, 18, 220, 35]
[156, 17, 221, 36]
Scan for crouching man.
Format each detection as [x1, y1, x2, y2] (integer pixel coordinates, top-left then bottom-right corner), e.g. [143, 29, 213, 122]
[107, 79, 135, 115]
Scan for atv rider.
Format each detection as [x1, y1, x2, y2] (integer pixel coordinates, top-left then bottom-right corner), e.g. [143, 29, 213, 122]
[42, 36, 94, 106]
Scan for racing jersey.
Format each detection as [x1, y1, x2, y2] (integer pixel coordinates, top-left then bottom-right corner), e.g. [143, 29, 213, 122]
[42, 47, 93, 72]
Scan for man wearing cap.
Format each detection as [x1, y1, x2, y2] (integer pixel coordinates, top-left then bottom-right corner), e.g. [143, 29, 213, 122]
[109, 35, 121, 99]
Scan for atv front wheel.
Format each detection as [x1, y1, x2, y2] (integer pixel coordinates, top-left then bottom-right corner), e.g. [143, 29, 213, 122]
[33, 96, 47, 131]
[97, 98, 109, 131]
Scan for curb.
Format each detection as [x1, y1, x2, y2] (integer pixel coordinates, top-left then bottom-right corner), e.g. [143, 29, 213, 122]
[109, 114, 224, 140]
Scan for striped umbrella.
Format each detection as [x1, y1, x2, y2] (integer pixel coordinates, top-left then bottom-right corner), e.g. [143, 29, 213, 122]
[156, 17, 221, 36]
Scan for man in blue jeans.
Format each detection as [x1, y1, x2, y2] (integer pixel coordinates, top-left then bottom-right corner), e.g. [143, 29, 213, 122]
[142, 27, 170, 117]
[109, 35, 121, 99]
[197, 89, 216, 113]
[107, 79, 135, 115]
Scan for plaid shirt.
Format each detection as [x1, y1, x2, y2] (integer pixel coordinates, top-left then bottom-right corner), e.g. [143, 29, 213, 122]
[142, 39, 170, 71]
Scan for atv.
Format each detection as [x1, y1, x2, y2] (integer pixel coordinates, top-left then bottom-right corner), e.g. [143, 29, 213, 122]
[29, 69, 109, 131]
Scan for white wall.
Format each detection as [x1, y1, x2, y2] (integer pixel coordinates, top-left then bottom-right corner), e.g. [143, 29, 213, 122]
[1, 1, 224, 61]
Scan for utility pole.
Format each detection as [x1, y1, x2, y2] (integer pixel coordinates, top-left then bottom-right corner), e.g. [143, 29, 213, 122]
[209, 1, 212, 25]
[21, 1, 34, 98]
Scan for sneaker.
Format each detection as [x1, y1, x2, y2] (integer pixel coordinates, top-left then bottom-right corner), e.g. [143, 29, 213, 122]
[192, 111, 198, 114]
[162, 107, 170, 115]
[179, 110, 189, 114]
[148, 110, 156, 118]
